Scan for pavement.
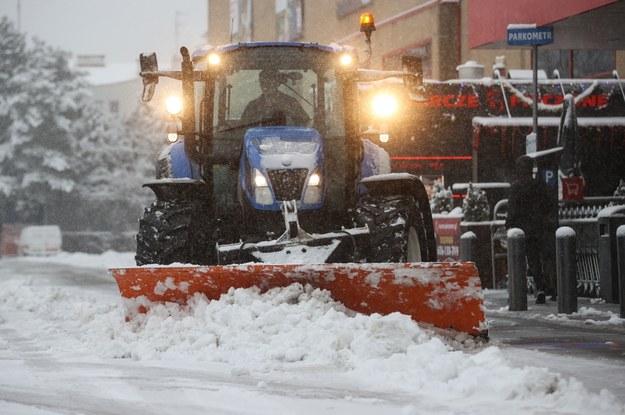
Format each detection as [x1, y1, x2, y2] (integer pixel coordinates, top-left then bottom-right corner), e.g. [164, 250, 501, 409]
[483, 289, 625, 361]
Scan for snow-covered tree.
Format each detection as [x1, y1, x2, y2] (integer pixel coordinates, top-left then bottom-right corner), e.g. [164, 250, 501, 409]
[0, 18, 86, 223]
[430, 179, 453, 214]
[0, 17, 28, 220]
[73, 103, 165, 231]
[0, 17, 164, 232]
[462, 182, 490, 222]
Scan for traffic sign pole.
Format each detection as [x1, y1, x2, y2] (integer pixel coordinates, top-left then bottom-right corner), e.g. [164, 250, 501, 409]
[533, 44, 538, 135]
[507, 24, 554, 151]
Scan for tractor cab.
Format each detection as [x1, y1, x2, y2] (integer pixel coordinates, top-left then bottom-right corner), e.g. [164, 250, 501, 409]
[145, 43, 364, 237]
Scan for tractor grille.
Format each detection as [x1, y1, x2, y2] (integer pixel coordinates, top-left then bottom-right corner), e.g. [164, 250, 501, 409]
[267, 168, 308, 201]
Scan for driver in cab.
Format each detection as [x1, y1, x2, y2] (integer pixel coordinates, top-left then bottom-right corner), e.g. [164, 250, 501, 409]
[241, 69, 310, 127]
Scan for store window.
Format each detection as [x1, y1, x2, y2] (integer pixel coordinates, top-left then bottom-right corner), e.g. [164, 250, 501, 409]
[539, 49, 615, 78]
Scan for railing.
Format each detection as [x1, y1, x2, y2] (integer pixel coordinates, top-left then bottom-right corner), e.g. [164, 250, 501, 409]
[559, 197, 625, 220]
[559, 197, 625, 296]
[490, 200, 508, 289]
[490, 196, 625, 296]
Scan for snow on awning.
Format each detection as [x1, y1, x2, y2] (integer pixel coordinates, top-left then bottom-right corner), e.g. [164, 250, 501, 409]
[452, 182, 510, 191]
[472, 116, 625, 128]
[526, 147, 563, 159]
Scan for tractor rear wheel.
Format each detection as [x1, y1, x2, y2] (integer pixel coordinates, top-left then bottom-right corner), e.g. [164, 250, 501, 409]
[135, 199, 213, 266]
[356, 195, 436, 263]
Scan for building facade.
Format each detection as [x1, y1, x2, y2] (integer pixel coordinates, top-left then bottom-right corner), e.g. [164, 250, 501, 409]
[208, 0, 625, 81]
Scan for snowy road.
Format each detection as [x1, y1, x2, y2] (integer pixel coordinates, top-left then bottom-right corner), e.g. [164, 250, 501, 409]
[1, 253, 624, 414]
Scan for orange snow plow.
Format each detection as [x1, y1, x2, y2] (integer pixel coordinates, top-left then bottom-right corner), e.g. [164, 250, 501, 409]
[109, 262, 487, 336]
[118, 23, 488, 339]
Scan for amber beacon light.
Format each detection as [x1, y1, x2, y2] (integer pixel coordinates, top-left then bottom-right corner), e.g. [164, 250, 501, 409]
[360, 13, 376, 43]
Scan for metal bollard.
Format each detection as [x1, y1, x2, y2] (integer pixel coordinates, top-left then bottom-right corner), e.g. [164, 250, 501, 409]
[618, 225, 625, 318]
[556, 226, 578, 314]
[460, 231, 477, 262]
[507, 228, 527, 311]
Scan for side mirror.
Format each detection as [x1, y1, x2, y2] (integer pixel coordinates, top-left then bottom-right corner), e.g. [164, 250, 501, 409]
[139, 53, 159, 102]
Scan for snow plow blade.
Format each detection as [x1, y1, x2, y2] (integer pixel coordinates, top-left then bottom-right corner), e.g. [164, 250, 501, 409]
[109, 262, 487, 336]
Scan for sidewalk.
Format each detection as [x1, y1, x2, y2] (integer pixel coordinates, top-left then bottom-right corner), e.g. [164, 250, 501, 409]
[483, 289, 625, 361]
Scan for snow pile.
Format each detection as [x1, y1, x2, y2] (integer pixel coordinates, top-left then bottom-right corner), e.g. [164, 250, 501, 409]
[544, 307, 625, 326]
[23, 250, 136, 268]
[1, 255, 624, 414]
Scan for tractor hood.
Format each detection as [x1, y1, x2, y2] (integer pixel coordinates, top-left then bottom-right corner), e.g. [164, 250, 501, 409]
[240, 127, 325, 211]
[246, 127, 321, 168]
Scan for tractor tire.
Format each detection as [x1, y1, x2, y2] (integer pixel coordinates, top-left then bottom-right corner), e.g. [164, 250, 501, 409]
[135, 199, 213, 266]
[355, 194, 436, 263]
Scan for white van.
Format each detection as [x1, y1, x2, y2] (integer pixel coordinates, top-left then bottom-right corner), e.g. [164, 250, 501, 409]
[18, 225, 62, 256]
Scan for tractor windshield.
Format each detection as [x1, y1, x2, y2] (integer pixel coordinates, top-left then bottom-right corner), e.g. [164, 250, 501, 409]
[208, 47, 345, 139]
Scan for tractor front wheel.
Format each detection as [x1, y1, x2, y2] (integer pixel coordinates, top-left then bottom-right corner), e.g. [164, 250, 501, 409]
[356, 195, 436, 263]
[135, 199, 213, 266]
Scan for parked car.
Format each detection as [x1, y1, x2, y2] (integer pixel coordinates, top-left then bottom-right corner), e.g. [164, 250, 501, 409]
[18, 226, 62, 256]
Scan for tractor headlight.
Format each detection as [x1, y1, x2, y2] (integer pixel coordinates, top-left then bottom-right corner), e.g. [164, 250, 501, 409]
[253, 169, 268, 187]
[303, 170, 323, 204]
[207, 53, 221, 65]
[371, 92, 398, 117]
[339, 53, 354, 67]
[165, 96, 183, 116]
[308, 172, 321, 187]
[252, 168, 273, 205]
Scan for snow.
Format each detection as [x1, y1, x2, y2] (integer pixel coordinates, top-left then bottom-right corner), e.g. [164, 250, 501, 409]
[360, 172, 416, 182]
[507, 228, 525, 238]
[452, 182, 510, 190]
[1, 251, 624, 414]
[473, 116, 625, 128]
[597, 204, 625, 218]
[507, 69, 548, 80]
[556, 226, 576, 238]
[526, 146, 563, 159]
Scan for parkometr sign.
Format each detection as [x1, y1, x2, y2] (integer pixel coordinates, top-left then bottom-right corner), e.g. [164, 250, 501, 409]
[507, 24, 554, 46]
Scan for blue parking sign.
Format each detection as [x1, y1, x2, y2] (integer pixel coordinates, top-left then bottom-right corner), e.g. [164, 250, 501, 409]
[542, 169, 557, 187]
[508, 26, 554, 46]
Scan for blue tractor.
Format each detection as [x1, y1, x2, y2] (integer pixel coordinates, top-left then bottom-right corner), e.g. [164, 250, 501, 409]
[135, 42, 436, 266]
[110, 26, 489, 337]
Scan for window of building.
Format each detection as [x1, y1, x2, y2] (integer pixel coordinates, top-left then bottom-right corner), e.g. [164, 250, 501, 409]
[383, 43, 432, 79]
[109, 101, 119, 113]
[276, 0, 304, 41]
[229, 0, 253, 42]
[539, 50, 615, 78]
[336, 0, 373, 19]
